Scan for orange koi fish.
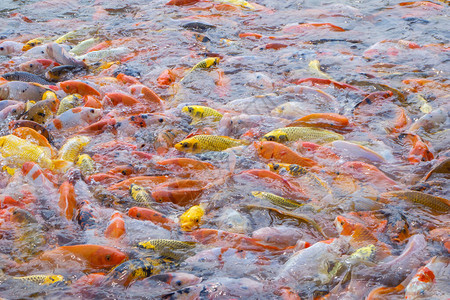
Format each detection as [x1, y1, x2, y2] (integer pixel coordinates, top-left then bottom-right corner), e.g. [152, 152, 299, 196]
[128, 207, 177, 230]
[104, 212, 126, 239]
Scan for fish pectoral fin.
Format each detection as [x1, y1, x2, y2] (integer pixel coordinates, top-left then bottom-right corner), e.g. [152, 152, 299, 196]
[52, 159, 73, 172]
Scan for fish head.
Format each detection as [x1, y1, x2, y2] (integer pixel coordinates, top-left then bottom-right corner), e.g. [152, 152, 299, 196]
[130, 183, 144, 197]
[261, 129, 288, 143]
[157, 69, 176, 86]
[10, 103, 26, 117]
[92, 246, 128, 268]
[334, 216, 355, 235]
[181, 105, 194, 116]
[253, 141, 276, 159]
[251, 191, 263, 198]
[43, 275, 65, 285]
[81, 108, 102, 123]
[174, 138, 200, 153]
[180, 205, 204, 231]
[405, 266, 435, 299]
[59, 81, 78, 94]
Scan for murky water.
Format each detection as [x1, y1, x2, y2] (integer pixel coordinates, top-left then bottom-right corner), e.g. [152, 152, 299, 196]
[0, 0, 449, 299]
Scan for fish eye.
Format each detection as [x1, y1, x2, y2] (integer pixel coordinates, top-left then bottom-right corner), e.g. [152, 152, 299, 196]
[158, 118, 164, 123]
[188, 107, 193, 113]
[194, 218, 199, 223]
[340, 221, 345, 225]
[136, 212, 141, 218]
[175, 280, 182, 286]
[90, 109, 95, 113]
[30, 43, 35, 46]
[29, 64, 33, 68]
[105, 254, 111, 261]
[0, 47, 3, 51]
[182, 142, 189, 148]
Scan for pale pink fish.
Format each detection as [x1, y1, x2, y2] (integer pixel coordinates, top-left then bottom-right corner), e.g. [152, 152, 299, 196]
[252, 226, 304, 247]
[0, 102, 25, 120]
[405, 256, 449, 299]
[0, 81, 49, 101]
[21, 162, 57, 191]
[328, 140, 386, 163]
[46, 107, 102, 131]
[19, 59, 60, 75]
[146, 272, 202, 289]
[46, 42, 87, 68]
[0, 41, 23, 56]
[275, 238, 348, 287]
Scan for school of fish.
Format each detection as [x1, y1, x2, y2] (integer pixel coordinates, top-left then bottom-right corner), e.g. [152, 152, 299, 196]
[0, 0, 449, 299]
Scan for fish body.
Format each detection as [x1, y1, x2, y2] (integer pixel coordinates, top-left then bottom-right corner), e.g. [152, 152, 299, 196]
[251, 191, 303, 210]
[128, 207, 177, 230]
[76, 47, 130, 63]
[254, 141, 317, 167]
[130, 183, 153, 207]
[0, 41, 24, 56]
[0, 134, 53, 169]
[189, 57, 220, 72]
[276, 239, 347, 286]
[22, 38, 45, 51]
[76, 154, 96, 176]
[138, 239, 197, 259]
[47, 107, 102, 130]
[213, 0, 254, 10]
[404, 256, 449, 299]
[46, 65, 85, 82]
[268, 162, 331, 194]
[19, 59, 60, 75]
[180, 57, 220, 82]
[382, 190, 450, 212]
[262, 126, 343, 144]
[59, 80, 100, 97]
[69, 38, 99, 56]
[175, 135, 248, 153]
[181, 105, 223, 124]
[216, 208, 250, 234]
[58, 135, 91, 162]
[0, 81, 50, 101]
[46, 43, 87, 68]
[20, 98, 59, 124]
[103, 258, 161, 287]
[39, 244, 128, 270]
[179, 204, 205, 231]
[104, 212, 126, 239]
[0, 102, 25, 120]
[58, 181, 77, 221]
[12, 274, 65, 285]
[1, 71, 52, 85]
[57, 94, 83, 115]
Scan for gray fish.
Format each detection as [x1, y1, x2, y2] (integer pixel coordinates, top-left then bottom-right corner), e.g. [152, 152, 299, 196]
[45, 43, 87, 69]
[2, 71, 52, 85]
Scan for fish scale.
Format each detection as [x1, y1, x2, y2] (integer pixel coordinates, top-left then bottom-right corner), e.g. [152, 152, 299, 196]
[12, 275, 65, 285]
[130, 183, 153, 207]
[182, 105, 223, 124]
[58, 136, 91, 162]
[0, 134, 53, 169]
[138, 239, 197, 259]
[262, 126, 344, 144]
[175, 135, 248, 153]
[251, 191, 303, 210]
